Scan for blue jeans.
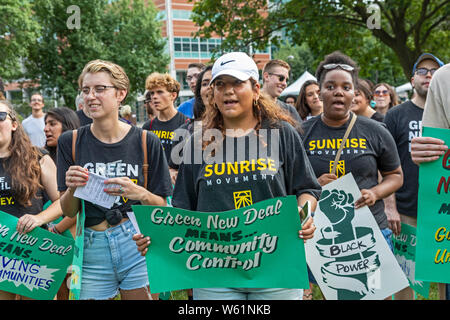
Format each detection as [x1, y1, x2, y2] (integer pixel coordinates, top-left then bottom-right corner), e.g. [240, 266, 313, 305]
[193, 287, 303, 300]
[381, 228, 394, 252]
[80, 220, 149, 300]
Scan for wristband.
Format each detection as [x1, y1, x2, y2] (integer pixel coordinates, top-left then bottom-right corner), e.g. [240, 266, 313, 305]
[52, 225, 61, 234]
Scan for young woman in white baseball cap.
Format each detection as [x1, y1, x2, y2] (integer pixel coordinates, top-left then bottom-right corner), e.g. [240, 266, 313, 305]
[134, 52, 321, 300]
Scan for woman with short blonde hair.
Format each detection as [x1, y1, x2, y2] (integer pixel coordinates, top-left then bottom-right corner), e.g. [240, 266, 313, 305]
[58, 59, 172, 300]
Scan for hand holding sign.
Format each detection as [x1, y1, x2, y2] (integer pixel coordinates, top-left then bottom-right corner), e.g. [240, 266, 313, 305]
[16, 214, 45, 234]
[131, 197, 310, 293]
[132, 233, 151, 256]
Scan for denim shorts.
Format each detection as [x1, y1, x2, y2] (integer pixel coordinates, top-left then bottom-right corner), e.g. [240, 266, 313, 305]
[193, 287, 303, 300]
[80, 219, 149, 300]
[381, 228, 393, 253]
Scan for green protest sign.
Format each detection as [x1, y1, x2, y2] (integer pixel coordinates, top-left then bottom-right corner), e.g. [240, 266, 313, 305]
[392, 223, 430, 298]
[69, 200, 85, 300]
[416, 127, 450, 284]
[0, 210, 74, 300]
[132, 196, 309, 293]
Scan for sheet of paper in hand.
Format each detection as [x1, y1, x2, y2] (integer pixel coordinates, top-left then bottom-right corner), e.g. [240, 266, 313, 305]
[74, 171, 119, 209]
[305, 173, 409, 300]
[132, 196, 309, 293]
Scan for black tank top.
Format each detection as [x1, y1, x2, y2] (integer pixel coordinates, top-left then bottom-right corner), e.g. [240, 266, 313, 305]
[0, 157, 44, 218]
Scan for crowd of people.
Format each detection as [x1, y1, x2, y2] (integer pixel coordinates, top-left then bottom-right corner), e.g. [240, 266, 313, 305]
[0, 49, 448, 301]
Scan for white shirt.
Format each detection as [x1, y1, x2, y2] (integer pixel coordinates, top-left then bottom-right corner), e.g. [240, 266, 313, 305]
[22, 114, 46, 147]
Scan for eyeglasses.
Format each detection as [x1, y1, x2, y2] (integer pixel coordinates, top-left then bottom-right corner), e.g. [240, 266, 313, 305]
[323, 63, 355, 71]
[80, 85, 116, 97]
[415, 68, 437, 76]
[374, 90, 389, 96]
[30, 98, 43, 102]
[0, 111, 11, 121]
[268, 73, 289, 83]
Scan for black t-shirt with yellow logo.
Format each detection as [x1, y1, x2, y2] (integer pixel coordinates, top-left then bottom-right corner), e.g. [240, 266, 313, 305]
[172, 119, 321, 213]
[301, 113, 400, 229]
[142, 111, 189, 164]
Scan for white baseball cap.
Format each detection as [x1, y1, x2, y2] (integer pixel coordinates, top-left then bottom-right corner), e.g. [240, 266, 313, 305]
[210, 52, 259, 85]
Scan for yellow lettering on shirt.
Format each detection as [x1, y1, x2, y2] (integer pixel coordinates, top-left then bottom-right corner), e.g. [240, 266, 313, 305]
[307, 138, 368, 150]
[203, 158, 278, 177]
[257, 158, 267, 171]
[360, 138, 366, 149]
[227, 162, 239, 175]
[0, 197, 14, 205]
[267, 159, 277, 172]
[205, 164, 213, 177]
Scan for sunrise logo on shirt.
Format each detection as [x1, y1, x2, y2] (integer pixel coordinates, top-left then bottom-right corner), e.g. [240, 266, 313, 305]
[233, 190, 253, 209]
[329, 160, 345, 178]
[151, 130, 175, 141]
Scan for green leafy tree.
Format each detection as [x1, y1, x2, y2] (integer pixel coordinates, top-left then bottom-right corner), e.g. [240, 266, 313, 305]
[191, 0, 449, 81]
[26, 0, 168, 108]
[0, 0, 41, 79]
[273, 41, 315, 82]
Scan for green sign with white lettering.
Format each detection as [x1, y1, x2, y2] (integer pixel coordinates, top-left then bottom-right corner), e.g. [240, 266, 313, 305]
[0, 210, 74, 299]
[132, 196, 309, 293]
[392, 223, 430, 298]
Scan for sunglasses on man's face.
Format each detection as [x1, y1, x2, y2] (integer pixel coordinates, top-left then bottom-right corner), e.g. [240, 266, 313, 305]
[415, 68, 437, 76]
[269, 73, 289, 83]
[0, 111, 11, 121]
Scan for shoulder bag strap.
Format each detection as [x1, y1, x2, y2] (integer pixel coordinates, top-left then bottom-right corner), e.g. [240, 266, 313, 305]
[331, 114, 357, 176]
[149, 119, 154, 130]
[72, 129, 78, 163]
[142, 129, 149, 189]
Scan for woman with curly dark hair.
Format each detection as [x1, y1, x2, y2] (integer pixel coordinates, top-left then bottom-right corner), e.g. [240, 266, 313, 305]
[0, 100, 62, 300]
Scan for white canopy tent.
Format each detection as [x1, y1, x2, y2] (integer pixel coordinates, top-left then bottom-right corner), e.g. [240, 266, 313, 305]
[395, 82, 412, 93]
[280, 71, 317, 97]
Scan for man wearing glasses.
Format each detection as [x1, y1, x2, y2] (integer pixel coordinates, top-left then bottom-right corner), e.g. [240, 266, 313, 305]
[22, 92, 46, 147]
[383, 53, 444, 300]
[261, 59, 302, 126]
[177, 62, 205, 119]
